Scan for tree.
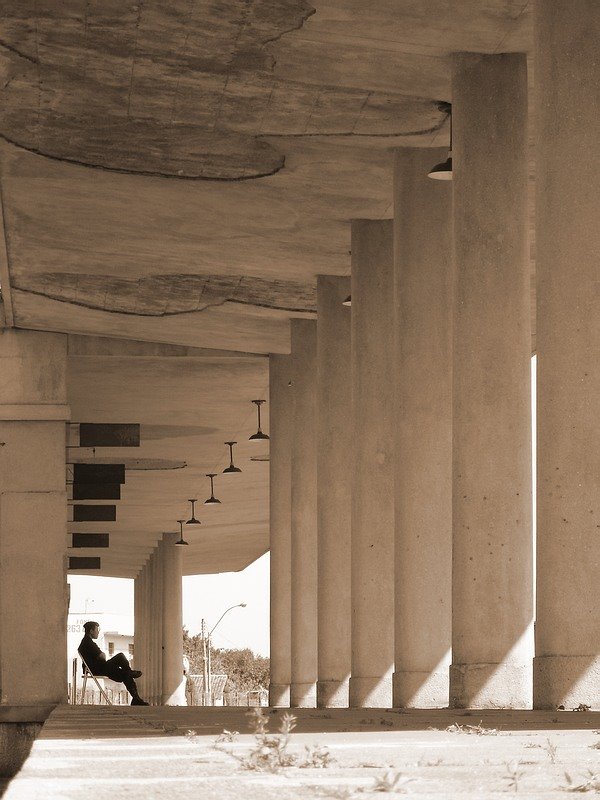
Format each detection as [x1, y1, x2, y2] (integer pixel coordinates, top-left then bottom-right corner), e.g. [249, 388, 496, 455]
[183, 628, 269, 692]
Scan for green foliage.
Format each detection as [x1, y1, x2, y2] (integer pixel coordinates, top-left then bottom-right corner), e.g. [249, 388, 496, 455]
[183, 627, 270, 692]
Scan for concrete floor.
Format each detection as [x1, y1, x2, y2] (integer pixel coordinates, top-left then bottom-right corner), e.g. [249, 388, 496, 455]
[4, 706, 600, 799]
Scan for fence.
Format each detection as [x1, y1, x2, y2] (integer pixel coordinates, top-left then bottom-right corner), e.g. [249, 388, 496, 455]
[223, 689, 269, 707]
[69, 657, 130, 705]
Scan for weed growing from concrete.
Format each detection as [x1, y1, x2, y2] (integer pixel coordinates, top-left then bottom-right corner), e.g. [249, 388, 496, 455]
[213, 707, 333, 774]
[371, 770, 411, 792]
[444, 721, 498, 735]
[215, 729, 239, 743]
[563, 770, 600, 792]
[417, 757, 444, 767]
[322, 788, 358, 800]
[237, 707, 297, 772]
[185, 729, 198, 743]
[300, 744, 334, 768]
[503, 760, 525, 793]
[543, 738, 558, 764]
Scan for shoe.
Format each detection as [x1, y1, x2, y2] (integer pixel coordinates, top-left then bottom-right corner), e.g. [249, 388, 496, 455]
[130, 670, 142, 678]
[131, 697, 149, 706]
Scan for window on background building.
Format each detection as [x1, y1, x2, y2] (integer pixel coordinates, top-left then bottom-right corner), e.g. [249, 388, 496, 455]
[108, 642, 114, 655]
[128, 643, 134, 656]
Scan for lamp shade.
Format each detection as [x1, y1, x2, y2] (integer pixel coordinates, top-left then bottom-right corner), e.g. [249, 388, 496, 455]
[428, 155, 453, 181]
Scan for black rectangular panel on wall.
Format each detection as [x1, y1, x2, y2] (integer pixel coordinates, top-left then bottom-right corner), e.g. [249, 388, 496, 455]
[73, 484, 121, 500]
[69, 557, 101, 570]
[79, 424, 140, 448]
[73, 463, 125, 485]
[72, 533, 109, 548]
[73, 505, 117, 522]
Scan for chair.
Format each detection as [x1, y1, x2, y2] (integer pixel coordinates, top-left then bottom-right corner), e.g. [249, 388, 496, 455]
[78, 653, 113, 705]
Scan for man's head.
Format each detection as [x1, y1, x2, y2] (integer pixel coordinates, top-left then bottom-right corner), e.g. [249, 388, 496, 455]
[83, 621, 100, 639]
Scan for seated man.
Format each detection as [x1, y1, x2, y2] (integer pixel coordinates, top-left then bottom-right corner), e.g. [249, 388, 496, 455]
[78, 621, 149, 706]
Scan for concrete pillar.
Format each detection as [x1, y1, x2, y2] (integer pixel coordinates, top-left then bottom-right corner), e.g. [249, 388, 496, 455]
[290, 319, 318, 707]
[451, 53, 533, 708]
[142, 560, 152, 699]
[349, 220, 395, 708]
[269, 353, 293, 707]
[0, 329, 69, 705]
[316, 276, 352, 708]
[145, 553, 156, 703]
[161, 532, 186, 705]
[134, 568, 143, 668]
[154, 543, 164, 705]
[148, 547, 163, 705]
[134, 563, 148, 698]
[393, 149, 452, 708]
[534, 0, 600, 709]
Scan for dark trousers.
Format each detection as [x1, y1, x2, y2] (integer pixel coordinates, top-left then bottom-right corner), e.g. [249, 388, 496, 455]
[96, 653, 139, 698]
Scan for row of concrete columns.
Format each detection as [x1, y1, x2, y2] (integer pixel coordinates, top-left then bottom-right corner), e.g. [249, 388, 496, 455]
[0, 0, 598, 713]
[270, 1, 600, 711]
[134, 533, 186, 705]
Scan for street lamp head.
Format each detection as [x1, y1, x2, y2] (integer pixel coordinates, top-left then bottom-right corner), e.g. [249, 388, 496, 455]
[240, 603, 247, 608]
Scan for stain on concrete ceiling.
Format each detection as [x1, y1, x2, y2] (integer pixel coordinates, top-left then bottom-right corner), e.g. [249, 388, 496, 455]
[15, 271, 317, 314]
[0, 0, 447, 179]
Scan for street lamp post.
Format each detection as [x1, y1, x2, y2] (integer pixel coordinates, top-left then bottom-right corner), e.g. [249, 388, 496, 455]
[206, 603, 247, 704]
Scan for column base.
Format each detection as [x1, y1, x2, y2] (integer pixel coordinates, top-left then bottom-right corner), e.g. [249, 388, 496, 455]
[290, 682, 317, 708]
[269, 683, 290, 708]
[534, 656, 600, 710]
[392, 669, 448, 709]
[449, 661, 532, 709]
[162, 677, 187, 706]
[317, 679, 349, 708]
[349, 674, 392, 708]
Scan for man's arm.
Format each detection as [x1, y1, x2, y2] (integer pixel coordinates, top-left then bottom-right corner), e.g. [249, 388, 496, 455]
[79, 637, 106, 667]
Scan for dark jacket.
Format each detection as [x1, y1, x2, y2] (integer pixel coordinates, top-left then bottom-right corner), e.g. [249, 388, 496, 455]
[78, 635, 106, 674]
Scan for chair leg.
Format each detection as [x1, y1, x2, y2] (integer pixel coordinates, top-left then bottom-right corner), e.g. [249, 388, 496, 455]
[90, 674, 113, 706]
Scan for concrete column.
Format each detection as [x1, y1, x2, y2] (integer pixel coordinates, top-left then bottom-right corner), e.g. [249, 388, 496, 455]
[142, 552, 156, 703]
[534, 0, 600, 709]
[148, 548, 162, 705]
[316, 276, 352, 708]
[349, 220, 395, 708]
[451, 53, 533, 708]
[161, 532, 186, 705]
[0, 329, 69, 705]
[141, 560, 152, 699]
[290, 319, 318, 707]
[269, 353, 293, 707]
[134, 568, 143, 669]
[134, 563, 148, 698]
[393, 149, 452, 708]
[154, 542, 164, 705]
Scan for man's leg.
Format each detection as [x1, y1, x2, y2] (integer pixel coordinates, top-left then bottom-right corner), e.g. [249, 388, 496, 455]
[102, 654, 143, 700]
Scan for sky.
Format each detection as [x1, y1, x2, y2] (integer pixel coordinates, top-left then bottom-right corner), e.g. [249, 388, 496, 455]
[67, 551, 270, 656]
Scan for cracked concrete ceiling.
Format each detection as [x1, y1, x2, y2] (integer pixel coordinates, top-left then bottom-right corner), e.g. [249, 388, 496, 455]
[0, 0, 533, 577]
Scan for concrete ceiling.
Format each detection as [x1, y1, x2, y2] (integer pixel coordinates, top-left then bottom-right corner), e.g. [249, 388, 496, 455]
[66, 335, 269, 578]
[0, 1, 533, 577]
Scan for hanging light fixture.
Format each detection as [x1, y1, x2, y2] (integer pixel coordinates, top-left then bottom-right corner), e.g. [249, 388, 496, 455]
[428, 101, 453, 181]
[249, 399, 269, 442]
[186, 499, 201, 525]
[342, 295, 352, 307]
[175, 519, 189, 546]
[222, 441, 242, 475]
[204, 473, 221, 505]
